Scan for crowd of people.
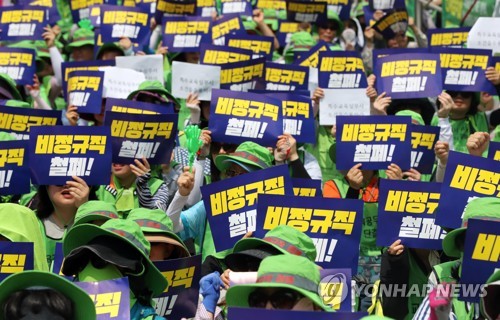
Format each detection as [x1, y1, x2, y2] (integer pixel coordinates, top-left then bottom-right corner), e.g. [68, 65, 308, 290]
[0, 0, 499, 319]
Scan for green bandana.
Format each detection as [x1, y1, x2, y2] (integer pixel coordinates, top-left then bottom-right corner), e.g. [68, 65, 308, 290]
[78, 262, 123, 282]
[115, 188, 136, 213]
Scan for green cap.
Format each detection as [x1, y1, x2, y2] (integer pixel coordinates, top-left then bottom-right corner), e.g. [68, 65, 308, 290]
[73, 200, 119, 227]
[127, 80, 180, 109]
[0, 73, 22, 101]
[442, 197, 500, 258]
[243, 20, 262, 35]
[215, 141, 274, 173]
[0, 271, 96, 320]
[481, 269, 500, 320]
[230, 225, 317, 262]
[226, 254, 330, 311]
[96, 42, 125, 60]
[69, 28, 95, 48]
[127, 208, 190, 258]
[63, 219, 168, 297]
[326, 9, 344, 33]
[34, 40, 51, 59]
[284, 31, 317, 64]
[395, 110, 424, 125]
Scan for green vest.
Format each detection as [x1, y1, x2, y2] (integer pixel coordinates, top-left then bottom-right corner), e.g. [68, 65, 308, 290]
[405, 252, 432, 320]
[432, 261, 476, 320]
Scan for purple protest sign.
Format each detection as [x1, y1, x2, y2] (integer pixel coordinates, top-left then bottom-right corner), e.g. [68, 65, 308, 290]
[212, 14, 246, 45]
[257, 62, 309, 91]
[287, 1, 327, 23]
[226, 34, 274, 60]
[100, 6, 150, 43]
[488, 141, 500, 161]
[0, 47, 36, 86]
[0, 242, 34, 282]
[61, 60, 115, 99]
[0, 105, 62, 141]
[0, 6, 48, 41]
[162, 16, 212, 52]
[104, 98, 175, 116]
[19, 0, 60, 24]
[372, 9, 408, 39]
[410, 125, 440, 174]
[319, 51, 368, 89]
[76, 277, 131, 320]
[67, 70, 104, 114]
[374, 53, 443, 99]
[369, 0, 406, 10]
[0, 140, 30, 196]
[152, 255, 202, 320]
[104, 112, 178, 165]
[220, 58, 265, 92]
[155, 0, 196, 22]
[292, 178, 322, 197]
[428, 27, 470, 48]
[221, 0, 253, 16]
[201, 165, 294, 252]
[199, 43, 253, 65]
[209, 89, 283, 146]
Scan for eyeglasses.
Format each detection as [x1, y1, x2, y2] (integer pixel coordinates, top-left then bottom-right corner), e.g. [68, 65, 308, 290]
[248, 289, 304, 309]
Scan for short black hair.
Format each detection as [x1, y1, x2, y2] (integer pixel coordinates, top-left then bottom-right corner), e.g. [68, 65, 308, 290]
[3, 289, 74, 320]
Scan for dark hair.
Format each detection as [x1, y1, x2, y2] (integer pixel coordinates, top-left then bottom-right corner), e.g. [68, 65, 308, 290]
[34, 185, 98, 220]
[3, 289, 74, 320]
[436, 91, 479, 116]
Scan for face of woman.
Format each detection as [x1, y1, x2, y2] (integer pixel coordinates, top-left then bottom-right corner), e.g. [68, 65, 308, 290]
[318, 26, 336, 43]
[47, 185, 75, 207]
[450, 92, 473, 112]
[185, 52, 200, 64]
[111, 164, 133, 179]
[248, 288, 317, 311]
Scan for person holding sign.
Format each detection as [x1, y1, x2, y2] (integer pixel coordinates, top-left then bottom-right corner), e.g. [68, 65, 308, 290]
[413, 197, 500, 320]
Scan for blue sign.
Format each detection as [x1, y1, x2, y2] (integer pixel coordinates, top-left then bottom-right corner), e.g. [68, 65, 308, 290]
[286, 1, 327, 23]
[0, 47, 36, 86]
[319, 51, 368, 89]
[369, 0, 406, 10]
[105, 98, 175, 116]
[19, 0, 60, 24]
[410, 125, 440, 174]
[199, 43, 253, 65]
[67, 70, 104, 114]
[61, 60, 115, 99]
[221, 0, 253, 16]
[372, 9, 408, 39]
[226, 34, 275, 61]
[255, 194, 364, 272]
[336, 115, 412, 170]
[257, 62, 309, 91]
[292, 178, 322, 197]
[162, 16, 212, 52]
[0, 140, 30, 195]
[100, 6, 150, 43]
[0, 105, 62, 140]
[155, 0, 197, 23]
[212, 14, 246, 45]
[201, 165, 293, 252]
[0, 6, 48, 41]
[228, 308, 368, 320]
[0, 242, 34, 282]
[488, 141, 500, 161]
[427, 27, 470, 48]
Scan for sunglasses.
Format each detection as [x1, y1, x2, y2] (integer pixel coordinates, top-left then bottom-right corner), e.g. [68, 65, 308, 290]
[212, 142, 238, 153]
[318, 23, 337, 31]
[248, 288, 304, 309]
[448, 91, 473, 99]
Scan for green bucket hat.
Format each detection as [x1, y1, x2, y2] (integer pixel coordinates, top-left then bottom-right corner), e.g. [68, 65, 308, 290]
[34, 40, 51, 59]
[481, 269, 500, 320]
[63, 219, 168, 297]
[395, 110, 424, 125]
[73, 200, 119, 227]
[243, 20, 262, 35]
[214, 141, 274, 173]
[0, 271, 96, 320]
[226, 254, 330, 311]
[229, 225, 317, 262]
[96, 42, 125, 60]
[0, 73, 22, 101]
[284, 31, 317, 64]
[69, 28, 95, 48]
[127, 208, 190, 258]
[127, 80, 180, 109]
[442, 197, 500, 258]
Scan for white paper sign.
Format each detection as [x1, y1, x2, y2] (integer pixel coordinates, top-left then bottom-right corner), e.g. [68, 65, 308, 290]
[308, 67, 318, 93]
[171, 61, 221, 101]
[319, 88, 370, 125]
[467, 17, 500, 55]
[99, 67, 146, 99]
[115, 54, 164, 85]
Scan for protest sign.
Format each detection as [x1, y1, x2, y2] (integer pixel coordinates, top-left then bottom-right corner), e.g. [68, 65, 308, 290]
[369, 0, 405, 10]
[201, 165, 293, 252]
[319, 89, 370, 126]
[124, 0, 157, 14]
[372, 9, 408, 39]
[255, 194, 363, 272]
[324, 0, 352, 21]
[0, 242, 34, 282]
[488, 141, 500, 161]
[162, 17, 212, 52]
[442, 0, 495, 28]
[0, 106, 61, 140]
[153, 255, 202, 320]
[104, 98, 174, 116]
[372, 48, 429, 72]
[104, 112, 177, 164]
[70, 0, 105, 23]
[251, 89, 311, 96]
[436, 151, 500, 229]
[267, 93, 315, 144]
[287, 1, 327, 23]
[276, 21, 302, 48]
[428, 27, 470, 48]
[221, 0, 253, 16]
[460, 218, 500, 303]
[212, 14, 245, 45]
[432, 48, 496, 94]
[196, 0, 216, 16]
[29, 126, 112, 185]
[410, 125, 440, 174]
[88, 5, 102, 26]
[0, 6, 47, 41]
[226, 35, 274, 60]
[0, 140, 30, 195]
[200, 44, 253, 65]
[320, 268, 352, 311]
[294, 41, 331, 68]
[0, 48, 36, 85]
[155, 0, 196, 21]
[171, 62, 220, 101]
[467, 18, 500, 55]
[292, 178, 322, 197]
[336, 115, 412, 170]
[374, 53, 443, 99]
[220, 58, 265, 92]
[67, 70, 104, 114]
[76, 278, 131, 320]
[19, 0, 61, 24]
[99, 67, 146, 99]
[115, 55, 164, 85]
[100, 6, 150, 43]
[62, 60, 115, 99]
[257, 62, 309, 91]
[228, 308, 367, 320]
[377, 180, 446, 250]
[318, 51, 368, 89]
[209, 89, 283, 146]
